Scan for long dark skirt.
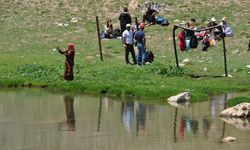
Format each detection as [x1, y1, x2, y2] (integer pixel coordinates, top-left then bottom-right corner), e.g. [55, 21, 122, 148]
[64, 62, 74, 81]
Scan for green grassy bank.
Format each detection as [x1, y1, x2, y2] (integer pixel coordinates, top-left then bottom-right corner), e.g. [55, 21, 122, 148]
[0, 0, 250, 102]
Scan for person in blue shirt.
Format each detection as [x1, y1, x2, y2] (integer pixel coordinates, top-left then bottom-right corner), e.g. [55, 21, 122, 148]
[134, 23, 146, 65]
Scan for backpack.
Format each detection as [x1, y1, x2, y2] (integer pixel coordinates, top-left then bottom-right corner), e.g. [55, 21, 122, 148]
[161, 20, 169, 26]
[100, 31, 105, 39]
[145, 51, 154, 63]
[190, 35, 198, 48]
[156, 16, 164, 24]
[202, 34, 210, 51]
[113, 28, 121, 38]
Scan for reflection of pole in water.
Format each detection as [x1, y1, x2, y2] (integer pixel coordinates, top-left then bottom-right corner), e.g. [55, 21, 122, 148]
[221, 94, 227, 139]
[97, 97, 103, 132]
[64, 95, 75, 131]
[173, 108, 178, 143]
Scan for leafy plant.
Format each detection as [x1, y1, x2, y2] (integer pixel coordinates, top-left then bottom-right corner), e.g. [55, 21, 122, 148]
[16, 64, 61, 82]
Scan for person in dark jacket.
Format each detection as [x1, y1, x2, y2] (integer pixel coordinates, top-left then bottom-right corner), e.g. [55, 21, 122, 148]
[119, 7, 132, 34]
[143, 7, 158, 25]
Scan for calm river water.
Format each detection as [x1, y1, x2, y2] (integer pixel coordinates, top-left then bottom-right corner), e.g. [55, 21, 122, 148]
[0, 89, 249, 150]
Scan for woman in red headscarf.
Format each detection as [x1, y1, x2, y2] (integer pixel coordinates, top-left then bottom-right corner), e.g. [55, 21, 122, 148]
[57, 43, 75, 81]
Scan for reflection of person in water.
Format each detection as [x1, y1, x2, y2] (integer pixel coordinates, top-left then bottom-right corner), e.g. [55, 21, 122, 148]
[179, 116, 199, 138]
[203, 118, 211, 138]
[179, 116, 185, 139]
[136, 102, 146, 135]
[121, 101, 134, 133]
[64, 95, 75, 131]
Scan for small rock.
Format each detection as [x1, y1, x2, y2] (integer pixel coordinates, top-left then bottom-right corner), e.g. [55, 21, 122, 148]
[57, 23, 63, 27]
[246, 65, 250, 69]
[174, 19, 180, 23]
[221, 74, 233, 77]
[167, 92, 191, 103]
[70, 18, 78, 23]
[63, 23, 69, 27]
[232, 49, 239, 54]
[182, 58, 190, 63]
[179, 63, 185, 67]
[220, 136, 236, 143]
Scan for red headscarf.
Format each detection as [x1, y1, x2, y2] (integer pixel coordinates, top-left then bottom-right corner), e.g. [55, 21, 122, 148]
[67, 43, 75, 50]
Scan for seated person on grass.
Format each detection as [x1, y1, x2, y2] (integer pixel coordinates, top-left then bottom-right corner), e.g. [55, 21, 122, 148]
[143, 7, 158, 25]
[104, 20, 113, 39]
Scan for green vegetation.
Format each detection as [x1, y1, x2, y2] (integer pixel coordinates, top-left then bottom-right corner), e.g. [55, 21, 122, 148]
[0, 0, 250, 102]
[227, 96, 250, 107]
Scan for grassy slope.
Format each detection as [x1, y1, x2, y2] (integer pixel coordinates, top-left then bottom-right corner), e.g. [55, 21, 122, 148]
[0, 0, 250, 102]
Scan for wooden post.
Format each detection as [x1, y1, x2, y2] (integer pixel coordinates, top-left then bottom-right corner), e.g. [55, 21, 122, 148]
[135, 17, 139, 30]
[96, 16, 103, 61]
[173, 25, 179, 68]
[222, 36, 228, 77]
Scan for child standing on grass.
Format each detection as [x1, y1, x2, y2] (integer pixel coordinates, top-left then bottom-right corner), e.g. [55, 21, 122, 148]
[57, 43, 75, 81]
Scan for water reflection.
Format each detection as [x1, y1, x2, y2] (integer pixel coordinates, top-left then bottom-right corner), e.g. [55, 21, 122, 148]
[203, 118, 212, 139]
[179, 116, 199, 138]
[220, 94, 227, 140]
[97, 97, 103, 132]
[173, 108, 178, 142]
[103, 96, 113, 112]
[64, 95, 75, 131]
[120, 101, 148, 135]
[135, 101, 146, 136]
[121, 101, 134, 133]
[1, 90, 249, 150]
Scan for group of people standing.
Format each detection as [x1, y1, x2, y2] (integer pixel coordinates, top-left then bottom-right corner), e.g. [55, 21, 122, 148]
[119, 7, 156, 66]
[122, 23, 146, 65]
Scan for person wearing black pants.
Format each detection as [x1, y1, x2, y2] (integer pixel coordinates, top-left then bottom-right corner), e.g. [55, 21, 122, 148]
[122, 24, 136, 65]
[125, 44, 136, 65]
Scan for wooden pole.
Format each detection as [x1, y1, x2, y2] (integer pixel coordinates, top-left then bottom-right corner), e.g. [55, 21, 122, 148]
[222, 36, 228, 77]
[135, 17, 139, 30]
[96, 16, 103, 61]
[173, 25, 179, 68]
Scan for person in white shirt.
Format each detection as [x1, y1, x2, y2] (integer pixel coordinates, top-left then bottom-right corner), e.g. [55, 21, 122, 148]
[122, 24, 136, 65]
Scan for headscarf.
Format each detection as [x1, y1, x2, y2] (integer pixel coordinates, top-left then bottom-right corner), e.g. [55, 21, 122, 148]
[67, 43, 75, 50]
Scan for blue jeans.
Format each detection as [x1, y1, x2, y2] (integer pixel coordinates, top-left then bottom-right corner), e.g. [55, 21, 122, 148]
[136, 43, 146, 65]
